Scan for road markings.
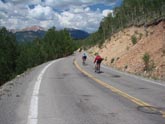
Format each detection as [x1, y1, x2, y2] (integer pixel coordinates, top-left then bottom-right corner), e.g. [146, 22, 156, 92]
[27, 60, 61, 124]
[74, 60, 165, 118]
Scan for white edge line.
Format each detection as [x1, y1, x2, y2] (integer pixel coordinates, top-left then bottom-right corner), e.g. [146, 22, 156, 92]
[102, 65, 165, 87]
[27, 59, 62, 124]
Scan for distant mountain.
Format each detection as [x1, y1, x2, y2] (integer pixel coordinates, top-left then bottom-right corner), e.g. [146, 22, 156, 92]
[66, 28, 89, 40]
[15, 30, 46, 42]
[22, 25, 45, 32]
[14, 26, 46, 42]
[14, 26, 89, 42]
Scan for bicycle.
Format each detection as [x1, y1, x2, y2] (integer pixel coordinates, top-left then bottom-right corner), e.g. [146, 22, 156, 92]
[94, 57, 103, 73]
[95, 63, 100, 73]
[82, 56, 87, 65]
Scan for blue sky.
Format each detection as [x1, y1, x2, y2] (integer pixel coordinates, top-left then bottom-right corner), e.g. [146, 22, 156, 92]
[0, 0, 122, 33]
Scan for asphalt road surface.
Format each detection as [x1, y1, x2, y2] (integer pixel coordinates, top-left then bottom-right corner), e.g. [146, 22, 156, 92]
[0, 52, 165, 124]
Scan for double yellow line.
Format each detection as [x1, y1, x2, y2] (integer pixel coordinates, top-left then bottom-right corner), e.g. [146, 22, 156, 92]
[74, 60, 165, 118]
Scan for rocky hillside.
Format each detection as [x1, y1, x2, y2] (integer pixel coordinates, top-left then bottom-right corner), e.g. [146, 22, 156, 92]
[88, 21, 165, 80]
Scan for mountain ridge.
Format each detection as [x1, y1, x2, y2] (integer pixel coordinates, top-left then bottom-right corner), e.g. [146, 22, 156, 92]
[14, 26, 89, 41]
[21, 25, 45, 32]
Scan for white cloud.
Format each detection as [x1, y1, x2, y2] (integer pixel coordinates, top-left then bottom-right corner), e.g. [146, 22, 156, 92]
[102, 9, 113, 17]
[0, 0, 120, 32]
[28, 5, 54, 20]
[56, 6, 103, 32]
[0, 1, 11, 11]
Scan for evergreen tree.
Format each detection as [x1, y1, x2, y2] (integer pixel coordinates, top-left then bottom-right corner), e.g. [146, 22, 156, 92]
[0, 27, 18, 85]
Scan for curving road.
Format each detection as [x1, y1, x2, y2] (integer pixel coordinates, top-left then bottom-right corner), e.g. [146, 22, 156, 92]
[0, 53, 165, 124]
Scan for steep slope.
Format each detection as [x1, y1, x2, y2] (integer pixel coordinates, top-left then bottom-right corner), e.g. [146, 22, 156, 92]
[88, 21, 165, 80]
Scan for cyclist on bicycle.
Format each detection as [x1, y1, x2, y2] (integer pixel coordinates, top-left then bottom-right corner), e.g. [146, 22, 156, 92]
[82, 53, 87, 65]
[94, 54, 103, 72]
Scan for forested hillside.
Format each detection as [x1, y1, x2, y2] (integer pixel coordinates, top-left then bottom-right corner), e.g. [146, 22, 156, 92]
[0, 27, 77, 85]
[85, 0, 165, 80]
[80, 0, 165, 47]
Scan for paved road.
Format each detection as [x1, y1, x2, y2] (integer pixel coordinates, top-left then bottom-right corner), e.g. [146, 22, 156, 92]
[0, 53, 165, 124]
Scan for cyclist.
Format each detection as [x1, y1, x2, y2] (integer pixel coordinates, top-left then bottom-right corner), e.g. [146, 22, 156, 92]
[82, 53, 87, 65]
[94, 54, 103, 72]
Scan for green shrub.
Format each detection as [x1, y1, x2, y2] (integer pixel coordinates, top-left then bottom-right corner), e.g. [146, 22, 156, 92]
[116, 57, 120, 60]
[111, 58, 115, 63]
[142, 53, 150, 71]
[131, 35, 137, 45]
[94, 52, 98, 55]
[139, 33, 143, 40]
[148, 60, 155, 71]
[124, 65, 128, 69]
[163, 49, 165, 55]
[143, 53, 156, 71]
[104, 57, 107, 61]
[126, 46, 129, 50]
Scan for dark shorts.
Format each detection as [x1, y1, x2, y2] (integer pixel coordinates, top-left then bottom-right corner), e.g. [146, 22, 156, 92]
[83, 56, 87, 60]
[97, 59, 102, 64]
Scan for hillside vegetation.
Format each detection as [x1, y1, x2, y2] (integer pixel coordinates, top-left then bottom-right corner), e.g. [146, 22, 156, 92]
[83, 0, 165, 80]
[79, 0, 165, 47]
[88, 21, 165, 80]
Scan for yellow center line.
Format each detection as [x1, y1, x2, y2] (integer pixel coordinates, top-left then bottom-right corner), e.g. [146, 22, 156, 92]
[74, 59, 165, 118]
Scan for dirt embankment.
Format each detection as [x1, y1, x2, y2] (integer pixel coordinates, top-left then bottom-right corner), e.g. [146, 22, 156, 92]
[88, 21, 165, 80]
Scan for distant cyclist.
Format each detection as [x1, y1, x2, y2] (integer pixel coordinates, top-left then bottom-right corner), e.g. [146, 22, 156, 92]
[82, 53, 87, 65]
[94, 54, 103, 72]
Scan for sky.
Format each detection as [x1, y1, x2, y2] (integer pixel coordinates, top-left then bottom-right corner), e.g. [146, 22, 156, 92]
[0, 0, 122, 33]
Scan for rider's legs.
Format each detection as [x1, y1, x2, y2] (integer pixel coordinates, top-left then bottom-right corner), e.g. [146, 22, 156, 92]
[95, 63, 100, 72]
[82, 57, 86, 65]
[98, 63, 100, 72]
